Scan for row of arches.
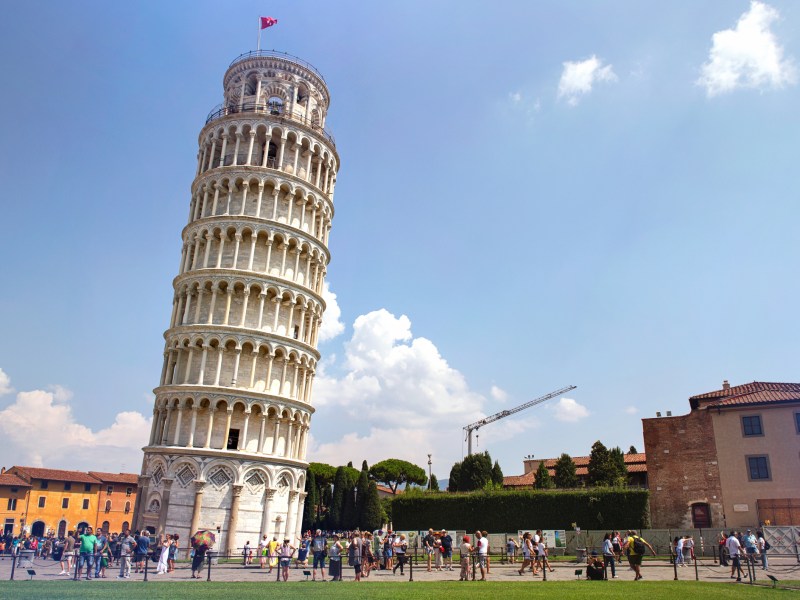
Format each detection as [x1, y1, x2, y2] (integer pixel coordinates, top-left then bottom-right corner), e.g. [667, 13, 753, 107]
[161, 337, 317, 402]
[170, 279, 324, 346]
[149, 396, 311, 462]
[178, 227, 328, 296]
[196, 122, 337, 199]
[187, 175, 332, 243]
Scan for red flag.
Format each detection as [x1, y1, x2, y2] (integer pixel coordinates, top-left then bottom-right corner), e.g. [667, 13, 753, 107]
[260, 16, 278, 29]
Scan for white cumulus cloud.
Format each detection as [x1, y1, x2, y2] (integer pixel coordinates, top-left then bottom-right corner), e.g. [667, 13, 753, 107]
[558, 55, 617, 105]
[0, 370, 151, 472]
[310, 309, 494, 471]
[490, 385, 508, 402]
[698, 1, 796, 97]
[550, 397, 590, 422]
[0, 368, 12, 395]
[624, 406, 639, 415]
[318, 281, 345, 342]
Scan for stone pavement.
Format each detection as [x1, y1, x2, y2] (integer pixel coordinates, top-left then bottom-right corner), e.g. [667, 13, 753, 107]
[1, 554, 798, 584]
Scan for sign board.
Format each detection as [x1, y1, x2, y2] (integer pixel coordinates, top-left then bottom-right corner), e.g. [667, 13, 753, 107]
[733, 504, 749, 513]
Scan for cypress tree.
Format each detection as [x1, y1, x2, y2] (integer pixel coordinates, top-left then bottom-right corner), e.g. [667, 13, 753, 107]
[355, 468, 370, 525]
[491, 460, 504, 486]
[429, 474, 439, 491]
[448, 462, 461, 492]
[341, 470, 358, 530]
[302, 470, 318, 532]
[588, 441, 616, 486]
[362, 481, 383, 531]
[328, 466, 347, 529]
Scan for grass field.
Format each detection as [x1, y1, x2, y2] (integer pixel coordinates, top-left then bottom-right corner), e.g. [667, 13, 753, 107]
[0, 580, 791, 599]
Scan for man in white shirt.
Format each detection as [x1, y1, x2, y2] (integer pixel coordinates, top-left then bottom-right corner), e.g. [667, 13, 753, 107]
[726, 532, 743, 582]
[475, 530, 489, 581]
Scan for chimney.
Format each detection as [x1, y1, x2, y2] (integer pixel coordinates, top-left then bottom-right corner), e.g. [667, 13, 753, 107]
[722, 380, 730, 391]
[0, 467, 5, 474]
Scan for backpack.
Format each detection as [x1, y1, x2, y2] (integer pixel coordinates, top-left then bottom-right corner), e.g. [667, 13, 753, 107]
[633, 536, 646, 554]
[764, 540, 771, 551]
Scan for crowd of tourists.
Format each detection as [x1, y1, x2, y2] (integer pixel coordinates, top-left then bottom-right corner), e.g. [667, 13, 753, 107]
[719, 529, 769, 581]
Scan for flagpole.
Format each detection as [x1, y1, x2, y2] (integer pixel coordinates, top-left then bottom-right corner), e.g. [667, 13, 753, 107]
[257, 17, 261, 51]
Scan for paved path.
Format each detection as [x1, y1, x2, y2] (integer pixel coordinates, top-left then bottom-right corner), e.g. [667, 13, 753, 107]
[1, 554, 798, 584]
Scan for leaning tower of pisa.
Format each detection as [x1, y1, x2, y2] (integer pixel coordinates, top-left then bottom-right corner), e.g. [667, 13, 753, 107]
[132, 50, 338, 553]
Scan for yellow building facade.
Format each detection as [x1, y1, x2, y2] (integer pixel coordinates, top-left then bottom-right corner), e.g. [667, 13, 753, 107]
[0, 467, 139, 537]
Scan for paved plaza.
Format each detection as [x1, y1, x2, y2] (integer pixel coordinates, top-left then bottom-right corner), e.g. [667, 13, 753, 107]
[2, 554, 797, 585]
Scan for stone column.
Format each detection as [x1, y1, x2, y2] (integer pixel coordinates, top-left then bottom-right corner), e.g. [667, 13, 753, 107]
[172, 403, 184, 445]
[260, 489, 275, 537]
[246, 131, 256, 166]
[207, 285, 218, 324]
[227, 484, 243, 555]
[294, 492, 307, 541]
[204, 408, 216, 448]
[218, 134, 228, 168]
[271, 419, 282, 454]
[160, 406, 173, 445]
[214, 347, 224, 386]
[222, 409, 233, 450]
[285, 491, 299, 542]
[131, 475, 151, 531]
[198, 346, 209, 385]
[257, 414, 267, 453]
[255, 183, 265, 218]
[239, 409, 251, 450]
[148, 408, 159, 445]
[186, 406, 199, 447]
[239, 288, 250, 327]
[157, 478, 174, 535]
[189, 480, 205, 539]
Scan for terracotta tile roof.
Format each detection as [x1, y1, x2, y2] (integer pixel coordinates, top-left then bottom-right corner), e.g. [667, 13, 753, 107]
[10, 466, 101, 484]
[0, 473, 32, 487]
[88, 472, 139, 485]
[503, 453, 647, 487]
[690, 382, 800, 410]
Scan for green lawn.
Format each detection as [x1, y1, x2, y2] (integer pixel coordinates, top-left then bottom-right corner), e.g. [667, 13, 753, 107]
[0, 581, 790, 599]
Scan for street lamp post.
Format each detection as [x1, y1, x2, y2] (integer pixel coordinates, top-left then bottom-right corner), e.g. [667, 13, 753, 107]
[427, 454, 432, 491]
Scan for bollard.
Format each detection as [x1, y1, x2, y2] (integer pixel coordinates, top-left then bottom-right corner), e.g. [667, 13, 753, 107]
[471, 553, 476, 581]
[409, 551, 414, 582]
[207, 552, 213, 582]
[143, 551, 149, 581]
[671, 549, 678, 581]
[694, 554, 699, 581]
[9, 550, 16, 581]
[73, 551, 80, 581]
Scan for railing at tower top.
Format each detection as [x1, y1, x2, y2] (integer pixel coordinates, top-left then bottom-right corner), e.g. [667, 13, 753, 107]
[205, 102, 336, 146]
[229, 50, 326, 83]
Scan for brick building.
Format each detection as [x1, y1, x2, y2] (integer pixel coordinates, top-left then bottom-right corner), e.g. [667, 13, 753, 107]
[644, 381, 800, 529]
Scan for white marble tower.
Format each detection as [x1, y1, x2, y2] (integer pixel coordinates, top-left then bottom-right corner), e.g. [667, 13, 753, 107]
[133, 50, 338, 554]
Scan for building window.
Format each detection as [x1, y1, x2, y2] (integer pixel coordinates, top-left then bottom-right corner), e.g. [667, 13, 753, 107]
[106, 485, 113, 495]
[7, 498, 16, 511]
[124, 501, 131, 514]
[82, 499, 90, 510]
[64, 482, 71, 491]
[84, 483, 91, 492]
[741, 415, 763, 436]
[104, 500, 111, 513]
[38, 496, 46, 508]
[62, 498, 69, 509]
[747, 455, 771, 481]
[226, 428, 240, 450]
[40, 480, 49, 490]
[126, 487, 133, 497]
[795, 412, 800, 434]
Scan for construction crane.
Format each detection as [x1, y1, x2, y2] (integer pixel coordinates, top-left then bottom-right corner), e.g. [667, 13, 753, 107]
[463, 385, 577, 455]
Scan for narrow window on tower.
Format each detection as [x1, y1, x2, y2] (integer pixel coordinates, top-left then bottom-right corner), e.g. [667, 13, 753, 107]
[227, 429, 240, 450]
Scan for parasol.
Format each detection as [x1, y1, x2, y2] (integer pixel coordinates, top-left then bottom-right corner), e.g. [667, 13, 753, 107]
[191, 530, 216, 551]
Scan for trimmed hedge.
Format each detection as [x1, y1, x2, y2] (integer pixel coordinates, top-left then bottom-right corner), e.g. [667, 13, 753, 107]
[392, 489, 649, 531]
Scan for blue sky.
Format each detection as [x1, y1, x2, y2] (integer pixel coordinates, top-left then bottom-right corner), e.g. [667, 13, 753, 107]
[0, 1, 798, 479]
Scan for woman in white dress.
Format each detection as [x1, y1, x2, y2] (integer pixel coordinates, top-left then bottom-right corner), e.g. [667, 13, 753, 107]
[156, 534, 170, 574]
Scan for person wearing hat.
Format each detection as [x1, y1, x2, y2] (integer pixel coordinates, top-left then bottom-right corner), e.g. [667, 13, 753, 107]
[459, 535, 473, 581]
[278, 538, 295, 582]
[441, 529, 453, 571]
[586, 551, 605, 580]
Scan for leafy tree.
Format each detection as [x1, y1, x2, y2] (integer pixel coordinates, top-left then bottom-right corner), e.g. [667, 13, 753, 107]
[628, 445, 638, 455]
[534, 461, 555, 489]
[308, 462, 336, 523]
[458, 452, 493, 491]
[361, 481, 383, 531]
[429, 474, 440, 492]
[588, 441, 617, 486]
[369, 459, 427, 494]
[609, 446, 628, 486]
[491, 460, 504, 486]
[302, 470, 318, 531]
[448, 462, 461, 492]
[553, 453, 579, 488]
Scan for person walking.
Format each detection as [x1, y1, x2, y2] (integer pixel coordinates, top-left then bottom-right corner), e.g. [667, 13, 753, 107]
[77, 526, 97, 580]
[727, 531, 744, 581]
[59, 531, 76, 575]
[602, 532, 617, 579]
[475, 530, 488, 580]
[423, 528, 435, 572]
[117, 529, 135, 579]
[441, 530, 453, 571]
[278, 538, 295, 581]
[518, 532, 533, 575]
[329, 534, 343, 581]
[156, 534, 170, 574]
[624, 529, 655, 581]
[392, 533, 408, 575]
[190, 545, 206, 579]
